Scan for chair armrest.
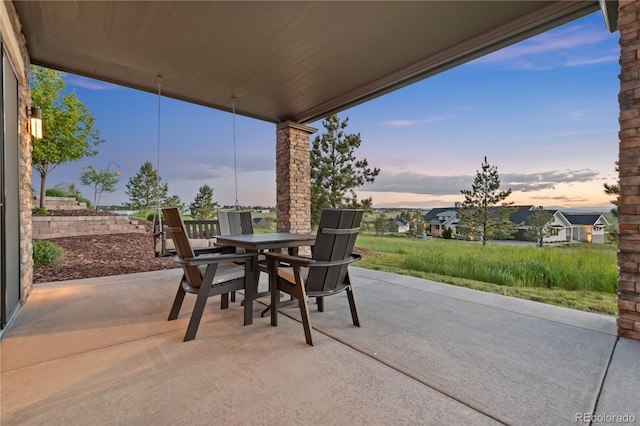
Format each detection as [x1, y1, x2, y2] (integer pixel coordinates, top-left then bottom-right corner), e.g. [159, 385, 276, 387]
[265, 252, 314, 267]
[172, 252, 258, 267]
[307, 253, 362, 268]
[265, 252, 361, 268]
[168, 246, 230, 257]
[193, 246, 228, 255]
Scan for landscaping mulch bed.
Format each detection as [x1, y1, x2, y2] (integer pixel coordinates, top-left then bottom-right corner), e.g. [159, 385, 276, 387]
[33, 209, 177, 284]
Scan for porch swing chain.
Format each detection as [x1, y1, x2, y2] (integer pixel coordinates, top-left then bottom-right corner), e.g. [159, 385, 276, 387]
[232, 97, 239, 210]
[153, 76, 163, 235]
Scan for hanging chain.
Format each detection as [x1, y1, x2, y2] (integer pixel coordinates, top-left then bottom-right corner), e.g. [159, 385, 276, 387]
[232, 97, 239, 210]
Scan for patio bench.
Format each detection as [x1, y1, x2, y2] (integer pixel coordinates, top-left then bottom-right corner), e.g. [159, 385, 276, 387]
[155, 219, 220, 257]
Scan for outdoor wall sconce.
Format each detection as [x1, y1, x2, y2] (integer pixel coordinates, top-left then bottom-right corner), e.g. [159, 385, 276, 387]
[28, 106, 43, 139]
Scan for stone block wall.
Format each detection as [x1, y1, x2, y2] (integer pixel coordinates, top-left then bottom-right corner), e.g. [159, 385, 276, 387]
[33, 196, 88, 210]
[276, 121, 316, 234]
[32, 216, 146, 239]
[617, 0, 640, 340]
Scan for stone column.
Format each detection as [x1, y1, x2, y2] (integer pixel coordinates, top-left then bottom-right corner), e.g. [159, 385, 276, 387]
[276, 121, 317, 233]
[617, 0, 640, 341]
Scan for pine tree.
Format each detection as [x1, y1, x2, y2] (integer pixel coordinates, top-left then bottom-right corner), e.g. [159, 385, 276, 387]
[164, 194, 185, 213]
[457, 157, 515, 245]
[125, 161, 169, 213]
[603, 161, 619, 242]
[189, 184, 218, 219]
[603, 161, 619, 217]
[310, 114, 380, 227]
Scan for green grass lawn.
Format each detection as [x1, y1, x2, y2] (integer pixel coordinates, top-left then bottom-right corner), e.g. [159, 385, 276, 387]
[355, 234, 618, 316]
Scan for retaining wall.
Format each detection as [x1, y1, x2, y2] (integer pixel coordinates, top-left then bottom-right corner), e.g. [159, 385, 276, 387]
[32, 215, 146, 239]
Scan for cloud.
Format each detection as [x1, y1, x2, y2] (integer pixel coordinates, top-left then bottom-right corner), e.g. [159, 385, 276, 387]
[529, 195, 589, 202]
[473, 23, 614, 70]
[366, 169, 600, 195]
[162, 154, 274, 182]
[565, 55, 619, 66]
[381, 116, 446, 127]
[502, 169, 599, 192]
[66, 76, 118, 90]
[366, 171, 470, 195]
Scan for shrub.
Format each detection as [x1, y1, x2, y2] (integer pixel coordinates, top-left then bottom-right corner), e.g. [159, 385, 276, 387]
[32, 207, 47, 215]
[442, 227, 453, 239]
[45, 187, 92, 209]
[33, 240, 67, 267]
[45, 188, 67, 198]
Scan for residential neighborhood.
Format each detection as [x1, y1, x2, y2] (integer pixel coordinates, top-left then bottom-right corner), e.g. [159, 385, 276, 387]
[422, 205, 610, 244]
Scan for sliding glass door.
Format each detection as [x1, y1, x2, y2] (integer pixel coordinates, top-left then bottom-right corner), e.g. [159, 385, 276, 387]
[1, 43, 21, 329]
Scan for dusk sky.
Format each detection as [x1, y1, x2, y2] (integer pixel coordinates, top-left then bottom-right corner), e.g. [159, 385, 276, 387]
[38, 11, 620, 211]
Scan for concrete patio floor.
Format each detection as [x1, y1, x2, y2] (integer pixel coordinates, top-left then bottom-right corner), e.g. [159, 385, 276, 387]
[1, 267, 638, 425]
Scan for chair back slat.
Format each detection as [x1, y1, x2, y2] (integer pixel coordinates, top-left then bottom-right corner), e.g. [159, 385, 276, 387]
[239, 212, 254, 234]
[218, 211, 253, 236]
[306, 209, 362, 293]
[162, 208, 203, 288]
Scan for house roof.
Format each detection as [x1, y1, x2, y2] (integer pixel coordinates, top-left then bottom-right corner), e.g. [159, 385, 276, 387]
[14, 1, 600, 124]
[424, 205, 567, 227]
[561, 213, 609, 226]
[389, 218, 409, 226]
[424, 208, 458, 223]
[507, 206, 535, 225]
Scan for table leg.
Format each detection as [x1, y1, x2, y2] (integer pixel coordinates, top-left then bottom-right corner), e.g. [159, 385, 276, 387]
[269, 257, 279, 327]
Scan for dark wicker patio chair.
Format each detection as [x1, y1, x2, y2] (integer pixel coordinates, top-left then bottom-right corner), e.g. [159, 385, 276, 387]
[265, 208, 363, 345]
[163, 208, 257, 341]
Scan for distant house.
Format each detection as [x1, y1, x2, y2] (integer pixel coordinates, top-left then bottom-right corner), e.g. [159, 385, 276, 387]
[423, 205, 610, 244]
[423, 207, 459, 237]
[562, 213, 609, 244]
[389, 218, 410, 233]
[511, 206, 571, 244]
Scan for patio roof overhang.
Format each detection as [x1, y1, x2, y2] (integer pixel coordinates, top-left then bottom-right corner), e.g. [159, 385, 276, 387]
[14, 1, 601, 125]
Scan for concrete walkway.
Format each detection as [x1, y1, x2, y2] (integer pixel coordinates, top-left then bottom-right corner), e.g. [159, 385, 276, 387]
[1, 267, 638, 425]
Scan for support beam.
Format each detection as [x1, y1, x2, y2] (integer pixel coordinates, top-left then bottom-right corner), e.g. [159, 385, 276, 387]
[276, 121, 317, 234]
[617, 0, 640, 341]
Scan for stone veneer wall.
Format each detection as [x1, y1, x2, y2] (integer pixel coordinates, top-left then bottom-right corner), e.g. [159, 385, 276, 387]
[275, 121, 316, 234]
[1, 2, 33, 302]
[617, 0, 640, 341]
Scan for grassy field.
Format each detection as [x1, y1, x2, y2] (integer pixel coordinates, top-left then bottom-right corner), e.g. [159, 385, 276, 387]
[355, 234, 618, 316]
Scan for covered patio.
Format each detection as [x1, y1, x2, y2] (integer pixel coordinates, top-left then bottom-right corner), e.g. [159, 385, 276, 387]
[4, 1, 637, 341]
[2, 268, 638, 424]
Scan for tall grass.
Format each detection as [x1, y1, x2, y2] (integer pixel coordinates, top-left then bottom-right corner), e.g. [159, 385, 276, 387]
[356, 235, 617, 293]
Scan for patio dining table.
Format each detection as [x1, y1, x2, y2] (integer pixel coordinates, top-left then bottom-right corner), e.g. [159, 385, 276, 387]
[215, 232, 316, 318]
[215, 232, 315, 254]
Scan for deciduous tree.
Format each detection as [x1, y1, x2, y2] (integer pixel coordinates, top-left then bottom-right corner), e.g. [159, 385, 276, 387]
[189, 184, 218, 219]
[310, 114, 380, 226]
[408, 211, 426, 237]
[80, 165, 120, 210]
[457, 157, 515, 245]
[30, 66, 103, 208]
[374, 213, 387, 235]
[525, 206, 555, 247]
